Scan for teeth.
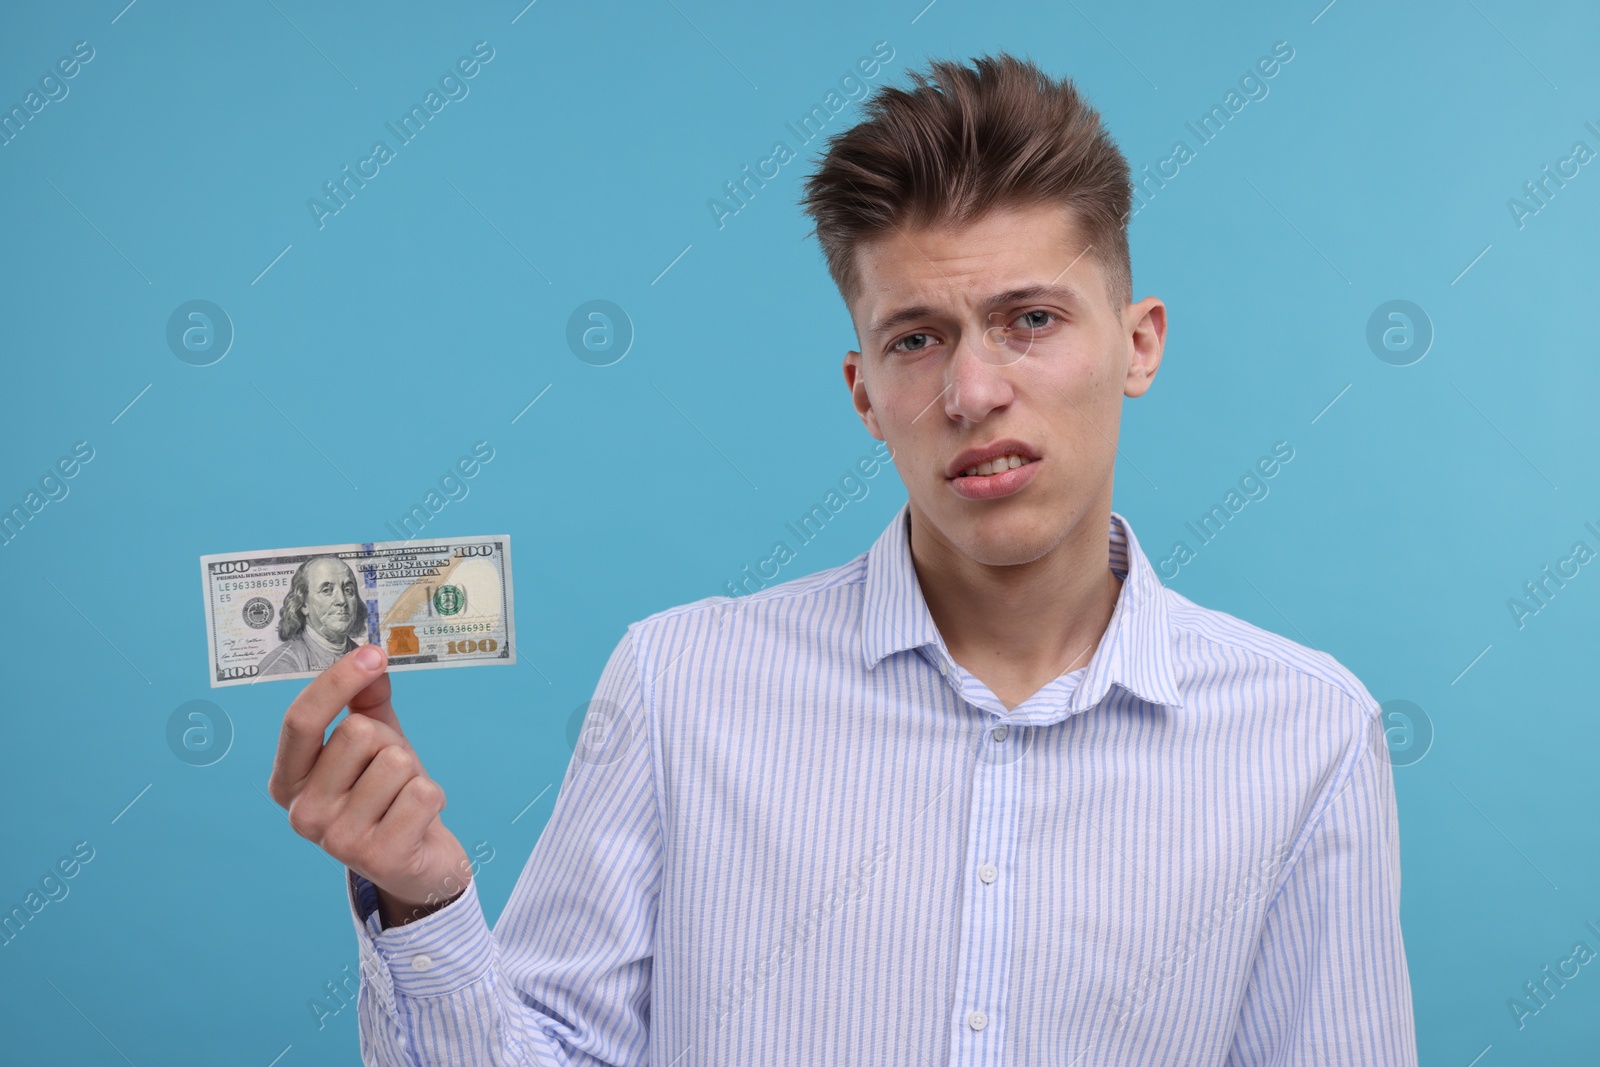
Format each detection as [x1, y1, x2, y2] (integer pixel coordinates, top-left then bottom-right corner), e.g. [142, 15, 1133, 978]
[961, 454, 1028, 477]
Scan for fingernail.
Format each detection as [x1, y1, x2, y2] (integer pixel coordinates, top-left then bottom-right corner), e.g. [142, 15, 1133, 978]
[355, 644, 384, 671]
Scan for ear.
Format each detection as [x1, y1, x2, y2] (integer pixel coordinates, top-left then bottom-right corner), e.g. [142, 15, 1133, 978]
[1122, 296, 1166, 400]
[843, 350, 884, 439]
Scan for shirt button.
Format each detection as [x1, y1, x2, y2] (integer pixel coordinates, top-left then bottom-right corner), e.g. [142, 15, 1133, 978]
[990, 724, 1008, 742]
[410, 954, 434, 972]
[968, 1009, 989, 1031]
[978, 863, 998, 884]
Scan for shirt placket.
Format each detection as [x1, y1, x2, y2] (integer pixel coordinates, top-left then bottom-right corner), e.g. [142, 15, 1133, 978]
[943, 666, 1022, 1067]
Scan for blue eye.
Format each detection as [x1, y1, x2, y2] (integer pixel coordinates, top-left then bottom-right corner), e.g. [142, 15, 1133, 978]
[892, 333, 934, 353]
[1014, 310, 1055, 330]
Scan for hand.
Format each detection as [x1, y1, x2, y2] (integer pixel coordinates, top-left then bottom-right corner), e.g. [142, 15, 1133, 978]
[268, 644, 472, 926]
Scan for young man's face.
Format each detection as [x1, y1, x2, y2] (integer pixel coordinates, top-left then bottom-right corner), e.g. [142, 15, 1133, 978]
[843, 201, 1165, 567]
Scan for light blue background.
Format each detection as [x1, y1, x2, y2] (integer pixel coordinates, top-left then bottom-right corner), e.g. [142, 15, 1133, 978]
[2, 1, 1596, 1062]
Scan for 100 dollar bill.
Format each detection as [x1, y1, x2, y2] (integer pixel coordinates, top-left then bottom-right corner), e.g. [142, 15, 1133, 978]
[199, 535, 514, 687]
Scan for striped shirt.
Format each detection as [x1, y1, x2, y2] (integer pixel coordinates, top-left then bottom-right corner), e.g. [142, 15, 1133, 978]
[345, 501, 1417, 1065]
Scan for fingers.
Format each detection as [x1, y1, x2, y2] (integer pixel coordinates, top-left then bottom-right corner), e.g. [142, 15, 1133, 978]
[340, 741, 425, 833]
[294, 712, 408, 817]
[374, 777, 448, 860]
[268, 644, 389, 806]
[263, 642, 465, 907]
[282, 704, 447, 885]
[348, 669, 402, 735]
[325, 770, 445, 888]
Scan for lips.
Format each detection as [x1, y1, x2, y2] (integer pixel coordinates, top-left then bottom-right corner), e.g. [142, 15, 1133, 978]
[947, 455, 1041, 501]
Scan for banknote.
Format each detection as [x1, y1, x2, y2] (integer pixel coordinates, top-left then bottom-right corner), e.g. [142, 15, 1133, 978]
[199, 535, 514, 687]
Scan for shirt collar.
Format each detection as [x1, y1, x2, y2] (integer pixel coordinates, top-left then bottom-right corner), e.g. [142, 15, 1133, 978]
[859, 501, 1185, 712]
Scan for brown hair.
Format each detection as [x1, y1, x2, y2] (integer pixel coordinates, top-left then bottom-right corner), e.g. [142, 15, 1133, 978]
[799, 52, 1132, 316]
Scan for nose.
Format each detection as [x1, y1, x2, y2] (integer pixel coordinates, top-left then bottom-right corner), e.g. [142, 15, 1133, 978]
[942, 328, 1016, 424]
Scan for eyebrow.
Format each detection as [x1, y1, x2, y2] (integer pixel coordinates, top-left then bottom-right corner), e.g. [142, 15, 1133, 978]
[867, 284, 1088, 340]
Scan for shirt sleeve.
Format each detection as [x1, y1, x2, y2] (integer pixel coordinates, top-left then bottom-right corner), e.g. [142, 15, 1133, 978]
[1225, 703, 1419, 1066]
[345, 625, 663, 1067]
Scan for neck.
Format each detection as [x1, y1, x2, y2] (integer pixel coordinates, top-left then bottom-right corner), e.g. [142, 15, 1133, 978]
[908, 497, 1120, 687]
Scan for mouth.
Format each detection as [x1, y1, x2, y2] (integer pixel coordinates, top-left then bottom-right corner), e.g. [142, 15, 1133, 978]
[945, 438, 1042, 480]
[953, 453, 1037, 479]
[947, 454, 1041, 501]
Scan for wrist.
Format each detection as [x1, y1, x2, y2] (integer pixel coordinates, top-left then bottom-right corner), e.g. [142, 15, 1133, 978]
[376, 881, 469, 929]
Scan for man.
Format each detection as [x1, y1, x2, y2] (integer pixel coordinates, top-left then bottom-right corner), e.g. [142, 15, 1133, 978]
[256, 555, 367, 676]
[270, 53, 1416, 1064]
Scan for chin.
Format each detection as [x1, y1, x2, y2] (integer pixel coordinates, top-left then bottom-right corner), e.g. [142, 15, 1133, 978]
[938, 500, 1056, 564]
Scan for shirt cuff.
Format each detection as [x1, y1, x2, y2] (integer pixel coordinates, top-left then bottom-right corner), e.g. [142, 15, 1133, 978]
[345, 868, 495, 1002]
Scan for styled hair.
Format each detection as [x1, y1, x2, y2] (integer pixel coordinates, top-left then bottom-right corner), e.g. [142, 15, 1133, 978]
[799, 53, 1132, 315]
[279, 556, 368, 641]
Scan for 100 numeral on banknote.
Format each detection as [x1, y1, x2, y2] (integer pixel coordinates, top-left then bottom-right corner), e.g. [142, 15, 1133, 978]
[200, 536, 515, 687]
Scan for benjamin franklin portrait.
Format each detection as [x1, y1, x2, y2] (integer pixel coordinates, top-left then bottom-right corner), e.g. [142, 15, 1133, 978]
[256, 555, 368, 676]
